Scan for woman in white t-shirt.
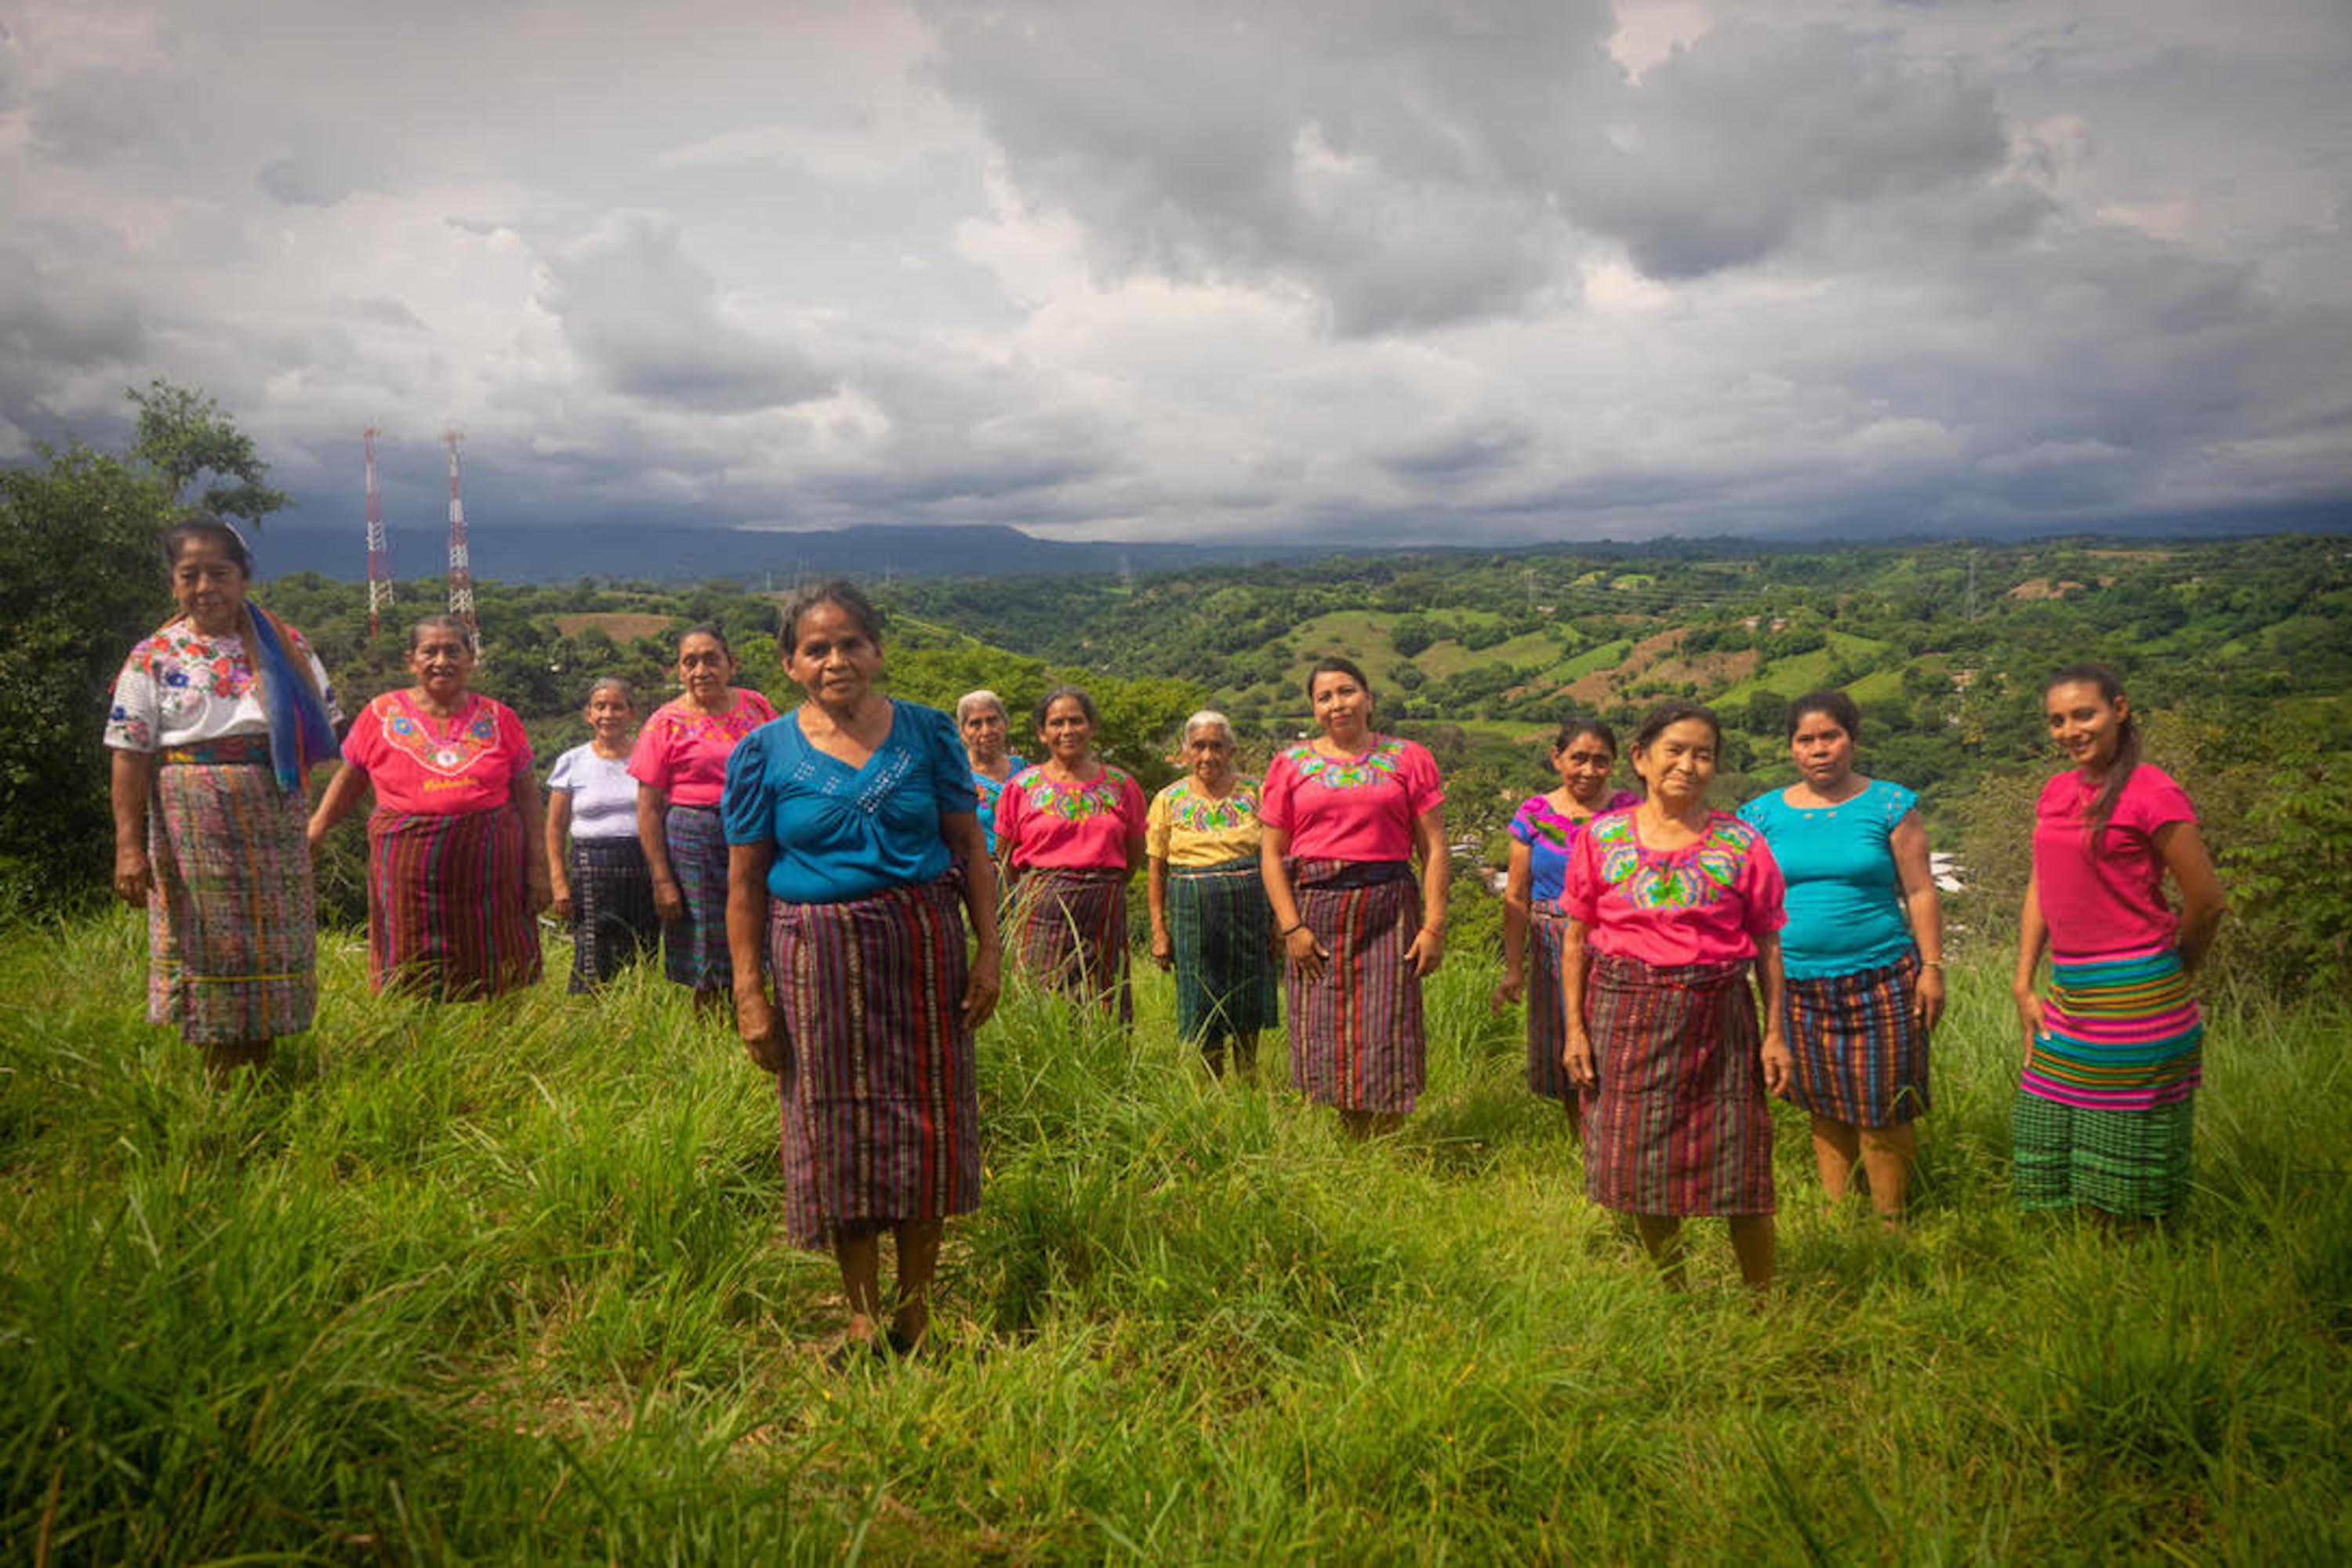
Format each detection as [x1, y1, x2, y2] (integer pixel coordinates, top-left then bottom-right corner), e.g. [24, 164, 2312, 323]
[546, 677, 660, 992]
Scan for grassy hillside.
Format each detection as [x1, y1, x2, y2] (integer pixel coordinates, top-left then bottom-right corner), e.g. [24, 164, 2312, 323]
[3, 919, 2345, 1561]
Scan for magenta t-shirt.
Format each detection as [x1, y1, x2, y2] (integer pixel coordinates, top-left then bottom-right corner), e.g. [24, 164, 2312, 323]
[995, 764, 1148, 871]
[2032, 764, 2198, 958]
[627, 691, 777, 808]
[1562, 808, 1787, 967]
[1260, 737, 1445, 862]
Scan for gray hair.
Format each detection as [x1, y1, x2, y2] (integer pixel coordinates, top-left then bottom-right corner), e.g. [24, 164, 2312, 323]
[956, 688, 1009, 724]
[1181, 709, 1236, 747]
[585, 675, 636, 706]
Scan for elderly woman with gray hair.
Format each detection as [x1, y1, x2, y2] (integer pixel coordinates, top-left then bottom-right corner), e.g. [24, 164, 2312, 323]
[1147, 710, 1281, 1074]
[955, 689, 1025, 855]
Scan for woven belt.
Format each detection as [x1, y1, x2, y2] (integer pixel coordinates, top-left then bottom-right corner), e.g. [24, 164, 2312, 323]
[159, 735, 271, 765]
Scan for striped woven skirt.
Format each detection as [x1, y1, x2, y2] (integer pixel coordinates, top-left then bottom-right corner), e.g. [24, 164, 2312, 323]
[1783, 953, 1930, 1127]
[1169, 858, 1281, 1044]
[662, 803, 732, 991]
[767, 874, 981, 1249]
[566, 835, 659, 993]
[1525, 903, 1585, 1115]
[2013, 946, 2202, 1218]
[367, 806, 543, 1001]
[1013, 866, 1134, 1022]
[1582, 953, 1774, 1216]
[146, 754, 317, 1044]
[1286, 858, 1425, 1114]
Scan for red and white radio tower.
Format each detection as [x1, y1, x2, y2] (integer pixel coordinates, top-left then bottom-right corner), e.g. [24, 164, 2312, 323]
[363, 426, 394, 637]
[444, 430, 477, 633]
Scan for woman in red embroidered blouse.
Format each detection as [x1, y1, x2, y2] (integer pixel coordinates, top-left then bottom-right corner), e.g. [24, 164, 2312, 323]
[993, 685, 1148, 1020]
[308, 613, 548, 1000]
[631, 625, 778, 1007]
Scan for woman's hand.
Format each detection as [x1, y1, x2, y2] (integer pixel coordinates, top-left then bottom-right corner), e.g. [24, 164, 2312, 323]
[1914, 961, 1946, 1034]
[735, 982, 785, 1073]
[1564, 1028, 1597, 1089]
[1490, 964, 1526, 1013]
[1150, 927, 1174, 971]
[2013, 985, 2045, 1060]
[961, 944, 1003, 1029]
[112, 846, 151, 908]
[1284, 922, 1327, 982]
[652, 877, 684, 923]
[548, 875, 575, 925]
[525, 862, 553, 916]
[1759, 1025, 1795, 1096]
[1406, 924, 1444, 978]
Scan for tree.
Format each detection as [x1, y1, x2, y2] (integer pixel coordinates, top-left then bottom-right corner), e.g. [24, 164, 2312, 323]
[127, 379, 289, 526]
[0, 445, 175, 914]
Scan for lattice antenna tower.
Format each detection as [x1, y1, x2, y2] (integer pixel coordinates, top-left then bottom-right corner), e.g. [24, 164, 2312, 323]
[363, 426, 394, 637]
[444, 430, 477, 633]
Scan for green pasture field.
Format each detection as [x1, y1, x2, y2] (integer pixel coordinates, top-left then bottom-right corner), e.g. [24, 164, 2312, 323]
[2, 917, 2346, 1563]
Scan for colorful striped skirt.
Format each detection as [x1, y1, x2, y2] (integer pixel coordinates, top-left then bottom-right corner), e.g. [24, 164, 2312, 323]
[1286, 858, 1425, 1114]
[146, 755, 317, 1044]
[1012, 866, 1134, 1022]
[1782, 952, 1930, 1127]
[662, 803, 732, 991]
[1525, 903, 1585, 1114]
[566, 835, 659, 994]
[367, 806, 543, 1001]
[1168, 858, 1281, 1044]
[767, 874, 981, 1250]
[2013, 946, 2202, 1218]
[1582, 953, 1774, 1216]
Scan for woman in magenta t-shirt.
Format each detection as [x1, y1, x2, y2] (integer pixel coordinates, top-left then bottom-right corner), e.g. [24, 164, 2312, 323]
[1259, 656, 1448, 1135]
[2011, 662, 2226, 1220]
[308, 612, 548, 1000]
[631, 625, 778, 1007]
[1561, 701, 1791, 1293]
[994, 684, 1148, 1021]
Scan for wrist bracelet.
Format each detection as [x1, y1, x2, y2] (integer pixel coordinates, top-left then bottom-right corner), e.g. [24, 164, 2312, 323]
[1281, 921, 1306, 937]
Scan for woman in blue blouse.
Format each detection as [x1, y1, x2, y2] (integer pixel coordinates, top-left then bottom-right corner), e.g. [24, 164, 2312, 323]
[956, 689, 1025, 855]
[1739, 691, 1944, 1225]
[724, 579, 1003, 1362]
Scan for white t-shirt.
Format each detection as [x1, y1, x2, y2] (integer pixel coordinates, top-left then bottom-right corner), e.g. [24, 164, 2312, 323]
[548, 743, 641, 841]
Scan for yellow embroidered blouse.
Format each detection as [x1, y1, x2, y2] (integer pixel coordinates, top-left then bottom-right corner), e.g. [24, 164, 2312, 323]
[1147, 776, 1266, 868]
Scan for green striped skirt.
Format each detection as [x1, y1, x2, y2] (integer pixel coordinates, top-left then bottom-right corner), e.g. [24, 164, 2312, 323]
[1168, 858, 1281, 1044]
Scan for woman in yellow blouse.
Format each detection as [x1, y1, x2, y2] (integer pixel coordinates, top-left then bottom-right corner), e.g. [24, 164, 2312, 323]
[1147, 711, 1280, 1073]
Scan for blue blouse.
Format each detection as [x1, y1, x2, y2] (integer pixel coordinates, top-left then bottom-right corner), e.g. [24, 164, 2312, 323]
[1737, 779, 1918, 979]
[973, 753, 1026, 854]
[721, 700, 978, 904]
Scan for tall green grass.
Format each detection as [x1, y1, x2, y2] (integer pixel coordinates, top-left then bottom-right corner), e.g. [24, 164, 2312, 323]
[2, 916, 2345, 1563]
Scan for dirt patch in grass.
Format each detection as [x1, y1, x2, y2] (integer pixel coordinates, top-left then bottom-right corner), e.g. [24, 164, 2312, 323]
[555, 612, 674, 644]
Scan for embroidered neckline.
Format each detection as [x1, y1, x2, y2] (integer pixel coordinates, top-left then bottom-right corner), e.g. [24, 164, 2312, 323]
[1286, 738, 1404, 789]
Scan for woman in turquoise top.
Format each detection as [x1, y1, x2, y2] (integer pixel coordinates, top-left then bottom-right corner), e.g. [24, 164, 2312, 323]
[956, 689, 1025, 855]
[1738, 690, 1945, 1226]
[724, 579, 1003, 1363]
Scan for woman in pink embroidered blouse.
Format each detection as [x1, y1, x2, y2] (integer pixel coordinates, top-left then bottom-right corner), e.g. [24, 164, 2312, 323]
[1562, 701, 1791, 1292]
[308, 613, 547, 1000]
[994, 685, 1149, 1020]
[1259, 656, 1448, 1135]
[630, 625, 778, 1006]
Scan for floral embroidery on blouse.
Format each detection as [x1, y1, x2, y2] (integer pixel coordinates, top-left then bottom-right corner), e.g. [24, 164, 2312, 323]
[1589, 811, 1762, 910]
[1014, 765, 1137, 821]
[1165, 778, 1261, 832]
[1283, 739, 1404, 789]
[651, 702, 771, 747]
[374, 693, 503, 775]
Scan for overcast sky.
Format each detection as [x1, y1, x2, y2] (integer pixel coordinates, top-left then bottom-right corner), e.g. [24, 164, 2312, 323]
[4, 1, 2349, 549]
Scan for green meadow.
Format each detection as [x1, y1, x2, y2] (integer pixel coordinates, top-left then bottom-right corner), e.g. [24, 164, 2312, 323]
[2, 918, 2347, 1563]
